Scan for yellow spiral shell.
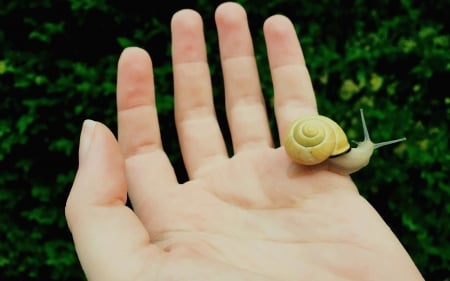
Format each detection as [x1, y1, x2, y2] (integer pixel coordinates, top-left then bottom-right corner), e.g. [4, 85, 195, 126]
[284, 115, 351, 165]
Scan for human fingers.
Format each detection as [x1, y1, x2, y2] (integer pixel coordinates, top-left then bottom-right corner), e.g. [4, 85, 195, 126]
[215, 2, 272, 153]
[116, 47, 177, 213]
[172, 10, 228, 178]
[263, 15, 318, 143]
[66, 121, 161, 280]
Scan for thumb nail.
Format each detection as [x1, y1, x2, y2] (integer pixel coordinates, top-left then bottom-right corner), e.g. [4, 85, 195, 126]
[79, 120, 96, 163]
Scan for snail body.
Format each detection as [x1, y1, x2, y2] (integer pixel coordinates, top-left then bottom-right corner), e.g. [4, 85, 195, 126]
[284, 109, 406, 174]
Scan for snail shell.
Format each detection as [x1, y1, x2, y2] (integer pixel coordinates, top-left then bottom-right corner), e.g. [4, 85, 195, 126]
[284, 115, 350, 165]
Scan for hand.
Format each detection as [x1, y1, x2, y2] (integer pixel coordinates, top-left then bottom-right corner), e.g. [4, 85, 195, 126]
[65, 2, 424, 280]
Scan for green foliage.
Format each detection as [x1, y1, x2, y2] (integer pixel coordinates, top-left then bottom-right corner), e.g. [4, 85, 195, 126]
[1, 0, 448, 279]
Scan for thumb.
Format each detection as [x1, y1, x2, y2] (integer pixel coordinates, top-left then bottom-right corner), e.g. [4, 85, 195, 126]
[65, 120, 160, 281]
[66, 120, 127, 220]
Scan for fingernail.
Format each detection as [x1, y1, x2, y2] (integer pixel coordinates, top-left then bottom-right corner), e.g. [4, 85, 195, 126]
[79, 120, 96, 162]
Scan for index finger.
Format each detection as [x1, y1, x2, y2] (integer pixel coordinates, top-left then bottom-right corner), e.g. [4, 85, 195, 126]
[116, 47, 177, 212]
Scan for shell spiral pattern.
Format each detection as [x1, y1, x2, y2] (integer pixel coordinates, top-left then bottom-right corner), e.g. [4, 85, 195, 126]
[284, 115, 350, 165]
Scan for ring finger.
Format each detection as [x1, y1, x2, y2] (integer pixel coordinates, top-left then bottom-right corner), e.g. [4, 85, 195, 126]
[264, 15, 318, 143]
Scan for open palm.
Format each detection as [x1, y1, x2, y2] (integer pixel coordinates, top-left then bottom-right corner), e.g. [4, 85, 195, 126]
[65, 3, 423, 281]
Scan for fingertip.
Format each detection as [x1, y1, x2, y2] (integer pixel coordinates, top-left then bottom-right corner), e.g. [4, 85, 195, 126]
[263, 14, 296, 39]
[117, 47, 153, 88]
[117, 46, 154, 111]
[118, 47, 152, 69]
[171, 8, 207, 64]
[215, 2, 247, 25]
[215, 2, 255, 60]
[171, 8, 202, 30]
[263, 14, 304, 69]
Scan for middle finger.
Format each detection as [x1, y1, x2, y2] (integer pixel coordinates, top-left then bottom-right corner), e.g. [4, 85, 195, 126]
[216, 2, 273, 153]
[172, 9, 228, 179]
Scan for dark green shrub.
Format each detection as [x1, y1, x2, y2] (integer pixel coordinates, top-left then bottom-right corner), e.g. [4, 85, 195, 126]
[1, 0, 448, 279]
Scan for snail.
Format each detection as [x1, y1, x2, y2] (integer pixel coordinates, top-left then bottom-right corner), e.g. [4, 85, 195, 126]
[284, 109, 406, 174]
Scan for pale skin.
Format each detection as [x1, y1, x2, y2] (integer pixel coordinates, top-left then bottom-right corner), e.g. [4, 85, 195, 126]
[65, 2, 424, 281]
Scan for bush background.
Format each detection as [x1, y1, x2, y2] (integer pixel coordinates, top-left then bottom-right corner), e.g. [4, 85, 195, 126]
[1, 0, 449, 279]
